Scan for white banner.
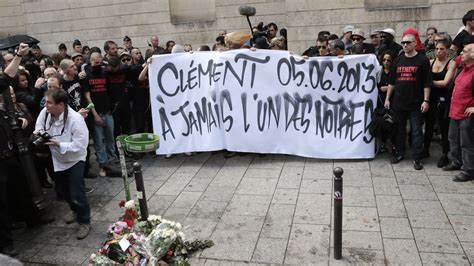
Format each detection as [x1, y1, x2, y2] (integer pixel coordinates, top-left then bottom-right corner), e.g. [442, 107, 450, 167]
[149, 50, 380, 159]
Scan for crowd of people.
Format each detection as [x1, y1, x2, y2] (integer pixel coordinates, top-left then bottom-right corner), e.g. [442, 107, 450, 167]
[0, 9, 473, 257]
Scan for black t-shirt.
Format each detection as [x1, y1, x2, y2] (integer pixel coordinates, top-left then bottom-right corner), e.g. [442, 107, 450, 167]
[61, 76, 89, 111]
[377, 70, 390, 108]
[389, 53, 432, 111]
[105, 65, 131, 104]
[87, 69, 111, 115]
[452, 29, 471, 55]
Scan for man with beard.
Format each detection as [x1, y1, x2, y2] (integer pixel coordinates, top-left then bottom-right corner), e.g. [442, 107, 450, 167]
[378, 28, 403, 58]
[103, 40, 118, 62]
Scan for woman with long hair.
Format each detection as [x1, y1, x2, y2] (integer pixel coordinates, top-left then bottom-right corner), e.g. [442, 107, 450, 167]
[423, 40, 457, 167]
[14, 69, 43, 117]
[377, 51, 396, 153]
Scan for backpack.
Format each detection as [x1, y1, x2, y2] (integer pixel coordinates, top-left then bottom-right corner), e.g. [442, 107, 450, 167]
[369, 107, 397, 138]
[369, 95, 397, 138]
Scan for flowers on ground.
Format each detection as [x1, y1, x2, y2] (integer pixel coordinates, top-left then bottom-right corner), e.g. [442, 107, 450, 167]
[89, 199, 213, 265]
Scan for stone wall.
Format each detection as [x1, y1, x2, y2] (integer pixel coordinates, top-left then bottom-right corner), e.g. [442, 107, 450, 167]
[0, 0, 471, 55]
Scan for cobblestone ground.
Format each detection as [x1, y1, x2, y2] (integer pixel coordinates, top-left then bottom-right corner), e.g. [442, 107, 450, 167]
[11, 145, 474, 265]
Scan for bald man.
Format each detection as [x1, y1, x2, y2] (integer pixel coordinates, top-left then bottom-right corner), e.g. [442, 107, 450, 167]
[444, 43, 474, 181]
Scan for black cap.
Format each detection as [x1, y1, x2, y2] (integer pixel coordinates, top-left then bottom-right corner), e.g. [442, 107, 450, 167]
[73, 39, 82, 47]
[31, 44, 40, 49]
[58, 43, 67, 50]
[123, 36, 131, 42]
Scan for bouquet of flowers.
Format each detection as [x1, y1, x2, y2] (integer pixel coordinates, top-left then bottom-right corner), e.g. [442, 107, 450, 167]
[89, 200, 213, 265]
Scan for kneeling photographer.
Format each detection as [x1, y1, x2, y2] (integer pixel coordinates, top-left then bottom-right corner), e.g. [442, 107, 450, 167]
[34, 89, 91, 239]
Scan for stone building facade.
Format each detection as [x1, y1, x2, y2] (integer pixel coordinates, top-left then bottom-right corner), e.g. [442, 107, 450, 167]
[0, 0, 471, 55]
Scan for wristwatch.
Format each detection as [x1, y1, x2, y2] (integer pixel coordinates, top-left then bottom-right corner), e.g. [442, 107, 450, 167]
[423, 100, 430, 103]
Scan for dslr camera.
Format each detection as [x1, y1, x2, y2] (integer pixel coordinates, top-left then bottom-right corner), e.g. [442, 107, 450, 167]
[31, 129, 51, 146]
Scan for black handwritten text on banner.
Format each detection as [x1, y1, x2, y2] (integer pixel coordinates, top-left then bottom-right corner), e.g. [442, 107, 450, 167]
[149, 51, 380, 159]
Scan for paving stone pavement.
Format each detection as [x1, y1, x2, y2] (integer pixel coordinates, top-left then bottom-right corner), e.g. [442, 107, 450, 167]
[11, 146, 474, 265]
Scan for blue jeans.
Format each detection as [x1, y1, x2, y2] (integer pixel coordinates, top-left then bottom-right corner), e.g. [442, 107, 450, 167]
[394, 109, 424, 160]
[55, 161, 90, 224]
[93, 114, 116, 166]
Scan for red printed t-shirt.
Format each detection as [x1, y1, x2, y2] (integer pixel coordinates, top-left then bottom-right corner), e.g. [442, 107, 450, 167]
[449, 63, 474, 120]
[87, 70, 111, 115]
[389, 53, 433, 111]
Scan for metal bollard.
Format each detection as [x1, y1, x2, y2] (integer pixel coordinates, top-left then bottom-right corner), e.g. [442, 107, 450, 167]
[133, 162, 149, 221]
[333, 167, 344, 260]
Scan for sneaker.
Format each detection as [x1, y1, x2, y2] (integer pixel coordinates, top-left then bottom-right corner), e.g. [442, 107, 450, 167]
[76, 224, 90, 240]
[1, 244, 18, 257]
[184, 152, 192, 156]
[390, 154, 404, 164]
[85, 186, 95, 194]
[65, 212, 76, 224]
[452, 173, 474, 182]
[437, 155, 449, 168]
[413, 160, 423, 170]
[165, 154, 174, 159]
[99, 168, 107, 177]
[443, 163, 461, 171]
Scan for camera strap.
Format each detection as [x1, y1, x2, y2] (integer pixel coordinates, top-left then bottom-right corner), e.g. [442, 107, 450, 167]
[43, 108, 67, 136]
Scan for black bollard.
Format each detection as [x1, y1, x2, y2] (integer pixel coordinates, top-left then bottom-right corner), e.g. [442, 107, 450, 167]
[333, 167, 344, 260]
[133, 162, 149, 221]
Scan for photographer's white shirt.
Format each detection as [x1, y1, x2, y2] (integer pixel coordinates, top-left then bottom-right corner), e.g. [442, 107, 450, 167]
[35, 106, 88, 172]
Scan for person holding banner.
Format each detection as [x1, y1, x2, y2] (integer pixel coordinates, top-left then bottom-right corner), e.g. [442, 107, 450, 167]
[385, 33, 433, 170]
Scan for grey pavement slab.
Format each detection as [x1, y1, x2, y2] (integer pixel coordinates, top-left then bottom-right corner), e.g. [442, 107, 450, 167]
[15, 151, 474, 265]
[200, 229, 260, 261]
[332, 230, 383, 250]
[329, 248, 386, 265]
[294, 193, 331, 225]
[405, 200, 452, 229]
[343, 186, 376, 207]
[251, 237, 287, 264]
[438, 193, 474, 215]
[379, 217, 413, 239]
[449, 215, 474, 242]
[342, 207, 379, 232]
[285, 224, 330, 264]
[375, 195, 407, 217]
[419, 252, 471, 265]
[413, 228, 464, 254]
[272, 188, 299, 204]
[372, 178, 400, 195]
[384, 238, 422, 265]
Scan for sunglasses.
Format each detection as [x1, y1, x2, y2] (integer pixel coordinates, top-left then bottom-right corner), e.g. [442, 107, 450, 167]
[121, 58, 131, 62]
[380, 35, 387, 39]
[401, 41, 413, 45]
[352, 37, 362, 41]
[317, 46, 327, 49]
[382, 58, 392, 62]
